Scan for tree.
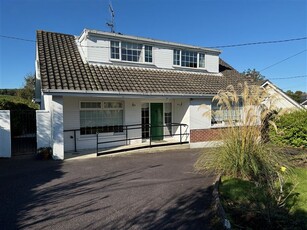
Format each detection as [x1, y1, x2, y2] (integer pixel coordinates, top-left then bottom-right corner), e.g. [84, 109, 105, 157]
[17, 73, 35, 101]
[285, 90, 304, 103]
[242, 68, 266, 82]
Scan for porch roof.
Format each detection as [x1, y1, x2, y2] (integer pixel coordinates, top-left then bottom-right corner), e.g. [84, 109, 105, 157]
[37, 30, 256, 96]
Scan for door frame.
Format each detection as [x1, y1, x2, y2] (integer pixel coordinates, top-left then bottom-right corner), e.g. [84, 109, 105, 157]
[150, 103, 164, 141]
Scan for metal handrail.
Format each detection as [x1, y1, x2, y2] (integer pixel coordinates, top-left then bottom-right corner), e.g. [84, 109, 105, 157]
[64, 123, 189, 154]
[96, 123, 189, 155]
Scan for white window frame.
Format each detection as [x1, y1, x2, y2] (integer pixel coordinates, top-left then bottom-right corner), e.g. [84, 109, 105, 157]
[211, 102, 243, 127]
[173, 49, 206, 69]
[110, 41, 153, 64]
[79, 101, 124, 136]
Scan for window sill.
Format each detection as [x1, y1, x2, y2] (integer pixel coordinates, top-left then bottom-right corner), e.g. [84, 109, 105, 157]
[110, 59, 156, 67]
[172, 65, 207, 72]
[79, 132, 125, 140]
[211, 122, 243, 129]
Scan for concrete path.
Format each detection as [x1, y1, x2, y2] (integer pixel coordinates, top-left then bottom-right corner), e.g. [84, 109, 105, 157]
[0, 148, 216, 230]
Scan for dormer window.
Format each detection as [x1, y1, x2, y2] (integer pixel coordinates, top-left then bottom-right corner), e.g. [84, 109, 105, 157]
[110, 41, 153, 63]
[173, 49, 205, 68]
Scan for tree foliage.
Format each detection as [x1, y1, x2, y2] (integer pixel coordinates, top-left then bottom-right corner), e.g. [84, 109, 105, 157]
[285, 90, 305, 104]
[242, 68, 266, 82]
[16, 73, 36, 101]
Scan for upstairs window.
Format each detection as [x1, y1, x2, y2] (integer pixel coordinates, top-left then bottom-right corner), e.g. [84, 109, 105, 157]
[181, 51, 198, 68]
[111, 41, 120, 59]
[145, 45, 152, 63]
[110, 41, 153, 63]
[173, 49, 205, 68]
[121, 42, 142, 62]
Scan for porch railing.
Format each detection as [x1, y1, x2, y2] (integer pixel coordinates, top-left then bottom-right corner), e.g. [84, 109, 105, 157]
[64, 123, 189, 155]
[96, 123, 189, 155]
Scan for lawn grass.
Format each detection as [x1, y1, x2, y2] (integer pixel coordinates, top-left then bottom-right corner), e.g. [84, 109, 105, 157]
[220, 166, 307, 229]
[288, 167, 307, 218]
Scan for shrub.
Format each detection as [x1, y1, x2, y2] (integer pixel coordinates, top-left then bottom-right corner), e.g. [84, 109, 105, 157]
[270, 110, 307, 148]
[195, 82, 289, 184]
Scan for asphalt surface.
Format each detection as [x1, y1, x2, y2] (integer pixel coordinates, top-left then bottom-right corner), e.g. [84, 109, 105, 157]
[0, 148, 216, 230]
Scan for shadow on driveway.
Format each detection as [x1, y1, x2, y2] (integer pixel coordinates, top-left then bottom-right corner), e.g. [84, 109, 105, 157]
[0, 149, 216, 229]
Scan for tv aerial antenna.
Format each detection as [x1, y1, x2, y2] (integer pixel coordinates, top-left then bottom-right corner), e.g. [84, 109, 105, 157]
[106, 2, 115, 33]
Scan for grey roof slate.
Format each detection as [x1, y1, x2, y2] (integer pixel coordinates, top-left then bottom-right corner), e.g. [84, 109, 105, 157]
[37, 30, 255, 96]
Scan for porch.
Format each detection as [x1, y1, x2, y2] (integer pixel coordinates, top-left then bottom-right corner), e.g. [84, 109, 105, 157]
[64, 122, 189, 158]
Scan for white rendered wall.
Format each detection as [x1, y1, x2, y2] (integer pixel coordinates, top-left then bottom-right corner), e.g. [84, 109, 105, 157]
[124, 99, 142, 145]
[62, 97, 190, 152]
[190, 98, 212, 129]
[83, 35, 110, 64]
[173, 99, 190, 142]
[205, 53, 219, 73]
[41, 93, 52, 111]
[267, 87, 301, 110]
[0, 110, 11, 158]
[154, 47, 173, 69]
[63, 97, 134, 152]
[52, 96, 64, 160]
[83, 34, 220, 72]
[36, 110, 51, 149]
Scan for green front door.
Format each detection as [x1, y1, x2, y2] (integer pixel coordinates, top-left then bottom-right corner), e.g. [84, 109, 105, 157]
[150, 103, 163, 141]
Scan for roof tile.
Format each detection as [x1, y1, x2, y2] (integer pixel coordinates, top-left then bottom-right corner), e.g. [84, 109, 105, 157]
[37, 30, 256, 95]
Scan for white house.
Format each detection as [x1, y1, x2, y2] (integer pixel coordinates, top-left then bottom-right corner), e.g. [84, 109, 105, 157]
[34, 29, 303, 160]
[301, 100, 307, 109]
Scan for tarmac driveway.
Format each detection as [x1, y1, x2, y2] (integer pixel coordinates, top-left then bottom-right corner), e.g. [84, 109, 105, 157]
[0, 148, 216, 230]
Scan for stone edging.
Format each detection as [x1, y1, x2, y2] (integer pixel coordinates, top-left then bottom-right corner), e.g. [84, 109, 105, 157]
[212, 174, 231, 229]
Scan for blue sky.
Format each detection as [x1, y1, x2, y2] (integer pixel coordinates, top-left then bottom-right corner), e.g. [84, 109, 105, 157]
[0, 0, 306, 92]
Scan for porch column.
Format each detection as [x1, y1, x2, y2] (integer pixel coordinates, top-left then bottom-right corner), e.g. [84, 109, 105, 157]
[36, 110, 51, 148]
[0, 110, 11, 158]
[52, 96, 64, 160]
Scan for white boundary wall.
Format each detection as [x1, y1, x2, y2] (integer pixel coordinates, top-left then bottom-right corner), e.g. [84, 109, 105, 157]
[0, 110, 11, 158]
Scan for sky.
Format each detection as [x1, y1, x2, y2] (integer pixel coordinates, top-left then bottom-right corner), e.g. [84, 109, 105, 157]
[0, 0, 306, 92]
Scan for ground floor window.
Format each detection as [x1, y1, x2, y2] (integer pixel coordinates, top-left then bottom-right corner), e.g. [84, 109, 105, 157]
[80, 101, 123, 135]
[211, 102, 242, 125]
[164, 103, 172, 136]
[141, 103, 150, 139]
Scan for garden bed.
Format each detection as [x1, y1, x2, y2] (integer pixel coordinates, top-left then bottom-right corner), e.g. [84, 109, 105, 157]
[219, 150, 307, 229]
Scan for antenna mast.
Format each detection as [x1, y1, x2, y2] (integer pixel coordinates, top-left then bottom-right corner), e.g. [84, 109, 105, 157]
[106, 2, 115, 33]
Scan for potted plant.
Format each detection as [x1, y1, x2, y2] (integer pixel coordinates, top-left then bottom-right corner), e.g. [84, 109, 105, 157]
[36, 147, 52, 160]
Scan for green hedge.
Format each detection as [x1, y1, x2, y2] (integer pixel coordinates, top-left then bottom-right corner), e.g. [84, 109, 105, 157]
[270, 109, 307, 148]
[0, 95, 38, 110]
[0, 95, 38, 136]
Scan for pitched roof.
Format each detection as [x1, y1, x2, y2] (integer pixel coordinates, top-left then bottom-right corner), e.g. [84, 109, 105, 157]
[36, 30, 254, 96]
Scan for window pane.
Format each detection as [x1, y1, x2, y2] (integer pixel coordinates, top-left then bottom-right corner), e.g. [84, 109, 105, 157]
[199, 53, 205, 68]
[121, 42, 142, 62]
[80, 101, 124, 135]
[111, 41, 120, 59]
[145, 45, 152, 63]
[80, 102, 101, 109]
[164, 103, 172, 136]
[141, 103, 150, 139]
[181, 50, 197, 68]
[173, 49, 180, 65]
[104, 102, 123, 109]
[211, 102, 242, 125]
